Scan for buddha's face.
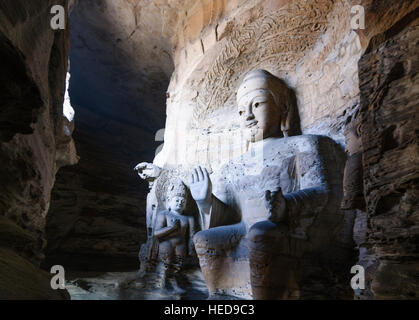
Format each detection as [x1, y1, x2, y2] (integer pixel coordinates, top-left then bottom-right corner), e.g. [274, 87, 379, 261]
[237, 89, 281, 142]
[168, 195, 186, 213]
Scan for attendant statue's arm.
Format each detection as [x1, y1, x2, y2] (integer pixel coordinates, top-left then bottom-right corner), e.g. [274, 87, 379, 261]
[154, 212, 180, 239]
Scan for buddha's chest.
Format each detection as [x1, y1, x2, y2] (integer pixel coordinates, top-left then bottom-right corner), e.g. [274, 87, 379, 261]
[218, 155, 300, 228]
[223, 153, 299, 196]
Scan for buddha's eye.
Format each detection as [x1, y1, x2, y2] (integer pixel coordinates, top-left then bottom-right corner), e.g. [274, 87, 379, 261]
[238, 110, 244, 116]
[254, 102, 260, 108]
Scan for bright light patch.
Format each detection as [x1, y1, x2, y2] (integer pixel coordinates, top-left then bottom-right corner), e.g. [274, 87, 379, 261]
[63, 72, 75, 122]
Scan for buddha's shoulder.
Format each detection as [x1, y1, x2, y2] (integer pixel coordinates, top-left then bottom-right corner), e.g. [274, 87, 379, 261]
[266, 134, 338, 153]
[272, 134, 336, 145]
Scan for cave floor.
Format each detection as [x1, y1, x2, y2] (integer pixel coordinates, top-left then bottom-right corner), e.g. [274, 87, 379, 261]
[65, 269, 209, 300]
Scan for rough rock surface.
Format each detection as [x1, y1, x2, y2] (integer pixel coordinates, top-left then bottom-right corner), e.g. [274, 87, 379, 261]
[156, 0, 418, 170]
[354, 11, 419, 299]
[44, 0, 169, 270]
[44, 107, 157, 271]
[0, 0, 76, 299]
[65, 268, 208, 300]
[157, 0, 363, 169]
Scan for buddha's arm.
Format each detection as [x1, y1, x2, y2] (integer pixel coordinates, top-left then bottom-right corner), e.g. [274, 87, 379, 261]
[283, 186, 328, 219]
[208, 195, 240, 229]
[194, 193, 241, 230]
[282, 146, 331, 230]
[188, 216, 195, 254]
[191, 165, 239, 230]
[196, 199, 211, 230]
[196, 195, 223, 230]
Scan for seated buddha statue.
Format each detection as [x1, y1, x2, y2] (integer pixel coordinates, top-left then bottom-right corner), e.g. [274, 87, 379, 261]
[189, 70, 351, 299]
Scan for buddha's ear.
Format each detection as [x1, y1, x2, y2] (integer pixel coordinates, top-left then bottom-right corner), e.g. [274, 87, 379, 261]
[280, 106, 290, 137]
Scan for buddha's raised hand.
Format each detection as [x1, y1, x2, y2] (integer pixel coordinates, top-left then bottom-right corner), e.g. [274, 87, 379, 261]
[190, 165, 212, 206]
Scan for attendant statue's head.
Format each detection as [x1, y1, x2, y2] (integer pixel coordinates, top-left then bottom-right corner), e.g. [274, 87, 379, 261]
[237, 69, 298, 142]
[165, 180, 187, 214]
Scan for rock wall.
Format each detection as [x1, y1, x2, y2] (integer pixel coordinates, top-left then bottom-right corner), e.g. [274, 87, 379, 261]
[157, 0, 418, 170]
[157, 0, 362, 170]
[0, 0, 76, 299]
[353, 9, 419, 299]
[44, 0, 175, 270]
[44, 107, 156, 271]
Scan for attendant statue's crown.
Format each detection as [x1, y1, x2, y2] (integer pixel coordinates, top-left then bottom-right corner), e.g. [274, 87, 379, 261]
[166, 179, 187, 200]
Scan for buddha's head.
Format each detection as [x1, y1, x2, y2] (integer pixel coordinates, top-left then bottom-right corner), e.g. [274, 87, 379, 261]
[237, 69, 292, 143]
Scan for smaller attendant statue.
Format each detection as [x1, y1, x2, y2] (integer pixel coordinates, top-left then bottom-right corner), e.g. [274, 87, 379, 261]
[153, 180, 196, 291]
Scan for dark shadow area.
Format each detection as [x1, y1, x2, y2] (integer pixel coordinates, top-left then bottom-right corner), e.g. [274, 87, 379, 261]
[0, 33, 42, 142]
[43, 3, 171, 272]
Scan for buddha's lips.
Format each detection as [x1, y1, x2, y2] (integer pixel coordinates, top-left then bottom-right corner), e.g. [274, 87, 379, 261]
[246, 121, 258, 128]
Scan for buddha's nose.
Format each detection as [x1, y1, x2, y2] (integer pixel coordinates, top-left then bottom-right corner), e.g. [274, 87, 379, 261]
[245, 106, 255, 120]
[246, 114, 254, 121]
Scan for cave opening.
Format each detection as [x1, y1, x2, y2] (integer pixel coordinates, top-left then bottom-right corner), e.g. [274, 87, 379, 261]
[43, 2, 171, 274]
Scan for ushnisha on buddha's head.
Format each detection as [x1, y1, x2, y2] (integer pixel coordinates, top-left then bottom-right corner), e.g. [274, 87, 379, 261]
[165, 181, 187, 214]
[237, 69, 292, 143]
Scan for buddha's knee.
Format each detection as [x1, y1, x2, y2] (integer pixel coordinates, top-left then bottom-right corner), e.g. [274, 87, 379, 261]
[193, 229, 216, 255]
[193, 229, 209, 247]
[247, 220, 280, 243]
[194, 226, 241, 256]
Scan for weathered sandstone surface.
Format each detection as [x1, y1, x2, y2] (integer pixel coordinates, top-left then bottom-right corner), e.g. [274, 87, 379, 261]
[44, 0, 170, 270]
[353, 11, 419, 299]
[0, 0, 76, 298]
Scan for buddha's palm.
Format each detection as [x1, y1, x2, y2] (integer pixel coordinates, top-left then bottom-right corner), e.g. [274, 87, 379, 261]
[190, 165, 212, 205]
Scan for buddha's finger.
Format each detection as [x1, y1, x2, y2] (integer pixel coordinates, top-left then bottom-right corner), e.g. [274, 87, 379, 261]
[192, 169, 199, 183]
[203, 167, 209, 181]
[197, 165, 204, 181]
